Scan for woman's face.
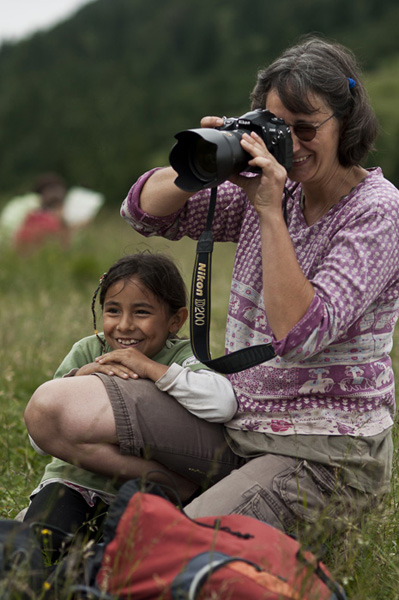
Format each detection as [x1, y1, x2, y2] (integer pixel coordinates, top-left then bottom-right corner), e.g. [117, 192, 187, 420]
[266, 89, 341, 186]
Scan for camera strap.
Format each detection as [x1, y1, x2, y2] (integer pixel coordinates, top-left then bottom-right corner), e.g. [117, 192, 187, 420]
[190, 187, 276, 374]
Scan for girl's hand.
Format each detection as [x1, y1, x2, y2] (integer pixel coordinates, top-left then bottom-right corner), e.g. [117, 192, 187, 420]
[95, 348, 168, 382]
[74, 361, 136, 379]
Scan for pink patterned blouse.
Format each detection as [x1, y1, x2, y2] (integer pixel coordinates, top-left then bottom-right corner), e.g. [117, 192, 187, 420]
[121, 167, 399, 438]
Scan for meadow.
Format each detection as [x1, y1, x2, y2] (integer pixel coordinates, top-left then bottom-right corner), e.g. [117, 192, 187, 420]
[1, 208, 399, 599]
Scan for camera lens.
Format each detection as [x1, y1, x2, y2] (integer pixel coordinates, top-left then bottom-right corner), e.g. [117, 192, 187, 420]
[189, 138, 217, 181]
[170, 127, 251, 192]
[170, 110, 292, 192]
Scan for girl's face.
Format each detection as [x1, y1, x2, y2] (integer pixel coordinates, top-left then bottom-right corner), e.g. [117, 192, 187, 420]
[266, 89, 341, 187]
[102, 276, 186, 358]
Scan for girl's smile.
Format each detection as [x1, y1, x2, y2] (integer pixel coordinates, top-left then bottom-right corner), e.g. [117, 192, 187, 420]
[102, 277, 181, 358]
[115, 337, 141, 347]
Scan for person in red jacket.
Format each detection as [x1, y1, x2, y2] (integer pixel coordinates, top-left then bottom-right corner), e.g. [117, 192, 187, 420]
[14, 173, 69, 252]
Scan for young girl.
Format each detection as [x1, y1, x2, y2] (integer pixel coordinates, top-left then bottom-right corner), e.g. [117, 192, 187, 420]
[24, 252, 238, 556]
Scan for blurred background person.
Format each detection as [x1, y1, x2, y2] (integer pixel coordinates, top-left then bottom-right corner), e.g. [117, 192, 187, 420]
[0, 172, 105, 253]
[13, 172, 69, 253]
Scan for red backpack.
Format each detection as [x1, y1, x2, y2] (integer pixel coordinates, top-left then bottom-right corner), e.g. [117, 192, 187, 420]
[73, 479, 348, 600]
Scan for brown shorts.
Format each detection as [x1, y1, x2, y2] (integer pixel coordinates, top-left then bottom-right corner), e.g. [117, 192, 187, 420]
[93, 374, 245, 487]
[94, 374, 373, 537]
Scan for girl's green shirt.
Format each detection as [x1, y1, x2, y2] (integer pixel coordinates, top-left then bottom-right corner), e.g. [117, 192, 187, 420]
[35, 334, 207, 501]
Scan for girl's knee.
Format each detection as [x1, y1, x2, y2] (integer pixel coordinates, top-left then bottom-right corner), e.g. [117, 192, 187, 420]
[24, 380, 68, 451]
[25, 376, 116, 455]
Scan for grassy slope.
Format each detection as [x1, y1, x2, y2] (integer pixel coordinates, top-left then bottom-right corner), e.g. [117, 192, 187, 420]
[1, 209, 399, 598]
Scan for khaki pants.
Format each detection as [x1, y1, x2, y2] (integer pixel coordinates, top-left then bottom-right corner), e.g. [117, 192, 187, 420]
[185, 453, 372, 540]
[96, 375, 374, 539]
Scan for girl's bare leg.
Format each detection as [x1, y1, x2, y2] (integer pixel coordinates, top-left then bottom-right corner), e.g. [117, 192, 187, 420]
[24, 376, 198, 500]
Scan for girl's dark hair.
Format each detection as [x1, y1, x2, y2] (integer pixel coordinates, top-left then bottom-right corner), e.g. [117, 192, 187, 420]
[250, 36, 379, 166]
[91, 253, 187, 347]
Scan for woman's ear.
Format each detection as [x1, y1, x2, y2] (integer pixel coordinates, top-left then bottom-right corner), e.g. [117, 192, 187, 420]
[169, 307, 188, 333]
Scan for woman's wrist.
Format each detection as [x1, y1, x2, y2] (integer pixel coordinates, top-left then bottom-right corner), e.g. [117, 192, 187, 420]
[256, 203, 286, 227]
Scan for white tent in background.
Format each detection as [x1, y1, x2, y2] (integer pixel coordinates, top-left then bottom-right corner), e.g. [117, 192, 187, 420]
[63, 187, 105, 227]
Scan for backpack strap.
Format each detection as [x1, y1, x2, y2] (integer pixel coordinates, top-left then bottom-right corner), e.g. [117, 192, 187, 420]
[296, 549, 348, 600]
[171, 550, 327, 600]
[171, 549, 348, 600]
[171, 551, 261, 600]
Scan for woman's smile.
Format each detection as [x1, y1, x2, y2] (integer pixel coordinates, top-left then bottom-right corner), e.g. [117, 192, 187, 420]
[292, 154, 311, 166]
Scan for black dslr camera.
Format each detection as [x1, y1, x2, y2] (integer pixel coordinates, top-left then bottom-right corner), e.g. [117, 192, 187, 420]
[169, 109, 293, 193]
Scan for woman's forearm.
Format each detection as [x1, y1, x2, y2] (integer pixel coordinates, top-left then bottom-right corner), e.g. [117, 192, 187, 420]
[258, 208, 315, 341]
[140, 167, 192, 216]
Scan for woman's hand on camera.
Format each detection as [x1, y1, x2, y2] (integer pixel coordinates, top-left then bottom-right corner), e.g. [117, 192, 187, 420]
[200, 116, 225, 128]
[200, 118, 287, 215]
[235, 131, 287, 215]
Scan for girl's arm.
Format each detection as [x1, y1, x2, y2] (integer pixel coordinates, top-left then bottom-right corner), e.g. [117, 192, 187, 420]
[95, 349, 236, 422]
[54, 335, 106, 378]
[155, 364, 237, 423]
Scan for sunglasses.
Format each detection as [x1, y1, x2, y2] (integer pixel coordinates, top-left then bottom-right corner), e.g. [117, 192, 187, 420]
[290, 114, 335, 142]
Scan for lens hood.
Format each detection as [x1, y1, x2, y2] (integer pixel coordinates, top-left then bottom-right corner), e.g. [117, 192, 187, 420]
[169, 128, 249, 192]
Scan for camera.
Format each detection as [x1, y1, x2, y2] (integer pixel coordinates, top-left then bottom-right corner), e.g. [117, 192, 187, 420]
[169, 109, 293, 192]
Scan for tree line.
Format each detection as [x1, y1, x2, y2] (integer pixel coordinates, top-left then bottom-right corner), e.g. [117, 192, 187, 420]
[0, 0, 398, 205]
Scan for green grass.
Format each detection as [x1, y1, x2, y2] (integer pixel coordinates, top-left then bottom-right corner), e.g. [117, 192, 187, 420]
[1, 209, 399, 598]
[0, 211, 235, 517]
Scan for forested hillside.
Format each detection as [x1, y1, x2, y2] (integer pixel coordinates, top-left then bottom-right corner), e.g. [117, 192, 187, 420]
[0, 0, 399, 204]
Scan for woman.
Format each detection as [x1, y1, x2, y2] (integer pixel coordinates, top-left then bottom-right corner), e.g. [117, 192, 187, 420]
[26, 37, 399, 539]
